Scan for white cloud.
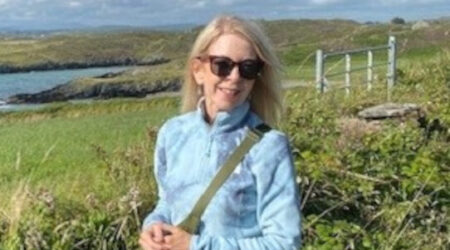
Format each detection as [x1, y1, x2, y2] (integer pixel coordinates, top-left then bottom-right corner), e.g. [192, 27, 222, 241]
[0, 0, 10, 7]
[191, 0, 207, 8]
[216, 0, 244, 6]
[310, 0, 343, 5]
[69, 1, 81, 7]
[309, 0, 447, 6]
[0, 0, 449, 30]
[379, 0, 446, 5]
[27, 0, 50, 4]
[286, 5, 311, 11]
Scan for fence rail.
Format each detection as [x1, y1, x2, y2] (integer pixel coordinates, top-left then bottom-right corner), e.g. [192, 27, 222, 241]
[315, 36, 397, 97]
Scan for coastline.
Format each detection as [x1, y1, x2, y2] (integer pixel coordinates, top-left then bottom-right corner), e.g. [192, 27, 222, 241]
[0, 57, 169, 74]
[5, 78, 182, 104]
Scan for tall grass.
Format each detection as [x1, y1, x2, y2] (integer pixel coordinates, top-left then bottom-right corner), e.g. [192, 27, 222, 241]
[282, 51, 449, 249]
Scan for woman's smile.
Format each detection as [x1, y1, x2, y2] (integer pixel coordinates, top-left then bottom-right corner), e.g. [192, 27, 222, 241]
[217, 85, 241, 99]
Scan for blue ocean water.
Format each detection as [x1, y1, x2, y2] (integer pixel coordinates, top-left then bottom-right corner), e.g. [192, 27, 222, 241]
[0, 66, 130, 111]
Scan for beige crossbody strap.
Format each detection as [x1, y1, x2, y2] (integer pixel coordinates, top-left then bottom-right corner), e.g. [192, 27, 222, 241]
[177, 123, 271, 234]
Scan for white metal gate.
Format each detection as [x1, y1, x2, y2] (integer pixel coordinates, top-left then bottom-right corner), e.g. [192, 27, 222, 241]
[315, 36, 397, 96]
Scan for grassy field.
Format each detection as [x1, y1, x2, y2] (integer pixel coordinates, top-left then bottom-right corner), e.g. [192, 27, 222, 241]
[0, 31, 196, 69]
[0, 98, 179, 206]
[0, 19, 449, 249]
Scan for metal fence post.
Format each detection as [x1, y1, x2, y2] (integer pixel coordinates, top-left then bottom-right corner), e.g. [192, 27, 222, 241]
[345, 53, 351, 96]
[367, 50, 373, 91]
[387, 36, 397, 89]
[316, 49, 325, 93]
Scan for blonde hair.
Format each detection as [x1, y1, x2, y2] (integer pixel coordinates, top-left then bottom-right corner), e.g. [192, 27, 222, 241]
[181, 15, 283, 126]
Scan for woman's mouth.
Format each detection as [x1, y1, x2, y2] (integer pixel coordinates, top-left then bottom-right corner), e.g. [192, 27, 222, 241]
[218, 87, 240, 97]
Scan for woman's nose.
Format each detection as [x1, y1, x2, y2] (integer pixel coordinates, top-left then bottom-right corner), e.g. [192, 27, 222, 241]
[228, 65, 241, 81]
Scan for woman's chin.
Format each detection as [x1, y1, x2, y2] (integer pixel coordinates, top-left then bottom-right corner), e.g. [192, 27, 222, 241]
[216, 101, 244, 112]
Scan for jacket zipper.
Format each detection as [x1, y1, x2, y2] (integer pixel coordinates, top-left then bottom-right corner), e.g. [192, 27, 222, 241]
[205, 134, 213, 157]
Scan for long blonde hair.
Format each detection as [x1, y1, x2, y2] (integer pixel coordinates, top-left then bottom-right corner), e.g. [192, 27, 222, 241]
[181, 15, 283, 126]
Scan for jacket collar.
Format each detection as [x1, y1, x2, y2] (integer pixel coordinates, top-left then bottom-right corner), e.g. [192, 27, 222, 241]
[196, 97, 250, 134]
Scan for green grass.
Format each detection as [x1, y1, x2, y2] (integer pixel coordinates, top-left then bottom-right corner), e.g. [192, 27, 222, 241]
[0, 98, 179, 206]
[283, 44, 448, 83]
[65, 59, 185, 91]
[0, 31, 196, 68]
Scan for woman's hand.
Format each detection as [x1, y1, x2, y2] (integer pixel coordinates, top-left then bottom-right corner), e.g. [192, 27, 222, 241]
[139, 222, 170, 250]
[161, 224, 192, 250]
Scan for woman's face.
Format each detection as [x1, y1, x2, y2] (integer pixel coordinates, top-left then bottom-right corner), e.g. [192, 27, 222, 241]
[193, 33, 258, 121]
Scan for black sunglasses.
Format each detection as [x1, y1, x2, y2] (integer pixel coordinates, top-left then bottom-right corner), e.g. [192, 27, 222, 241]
[201, 55, 264, 80]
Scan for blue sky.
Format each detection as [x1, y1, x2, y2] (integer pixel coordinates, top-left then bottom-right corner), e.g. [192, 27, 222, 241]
[1, 0, 449, 30]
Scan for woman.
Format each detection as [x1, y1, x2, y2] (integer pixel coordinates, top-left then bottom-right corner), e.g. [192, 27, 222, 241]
[140, 15, 301, 250]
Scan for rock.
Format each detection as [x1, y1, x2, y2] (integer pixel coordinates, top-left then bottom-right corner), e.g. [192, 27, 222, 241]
[94, 71, 123, 79]
[6, 78, 182, 104]
[412, 20, 430, 30]
[357, 103, 422, 120]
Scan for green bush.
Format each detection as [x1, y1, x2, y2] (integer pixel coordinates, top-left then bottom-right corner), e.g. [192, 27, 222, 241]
[281, 51, 449, 249]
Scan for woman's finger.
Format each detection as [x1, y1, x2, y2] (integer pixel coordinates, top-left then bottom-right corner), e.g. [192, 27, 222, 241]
[140, 230, 165, 250]
[152, 223, 164, 243]
[163, 235, 173, 244]
[161, 223, 178, 234]
[139, 230, 152, 244]
[139, 237, 154, 250]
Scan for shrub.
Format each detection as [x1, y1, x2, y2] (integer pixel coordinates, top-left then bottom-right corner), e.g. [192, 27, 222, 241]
[391, 17, 406, 25]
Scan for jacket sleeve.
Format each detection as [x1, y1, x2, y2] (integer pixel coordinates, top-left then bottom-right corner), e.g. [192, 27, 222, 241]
[190, 135, 302, 250]
[142, 123, 172, 230]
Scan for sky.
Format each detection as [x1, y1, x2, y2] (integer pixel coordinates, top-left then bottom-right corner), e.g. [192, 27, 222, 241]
[0, 0, 449, 30]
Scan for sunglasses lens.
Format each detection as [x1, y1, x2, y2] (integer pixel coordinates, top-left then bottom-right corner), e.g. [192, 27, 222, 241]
[211, 57, 233, 77]
[239, 60, 262, 79]
[209, 56, 263, 80]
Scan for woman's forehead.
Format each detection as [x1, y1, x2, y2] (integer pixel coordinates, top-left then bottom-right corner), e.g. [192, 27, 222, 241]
[207, 33, 257, 59]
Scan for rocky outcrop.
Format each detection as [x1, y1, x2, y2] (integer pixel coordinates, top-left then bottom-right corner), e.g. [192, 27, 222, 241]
[0, 57, 169, 74]
[412, 20, 430, 30]
[6, 78, 181, 104]
[357, 103, 422, 120]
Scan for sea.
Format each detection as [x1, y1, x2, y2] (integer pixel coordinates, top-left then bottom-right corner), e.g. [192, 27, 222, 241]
[0, 66, 131, 111]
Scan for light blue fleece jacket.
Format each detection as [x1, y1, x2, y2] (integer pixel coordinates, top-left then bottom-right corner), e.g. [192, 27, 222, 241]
[143, 100, 301, 250]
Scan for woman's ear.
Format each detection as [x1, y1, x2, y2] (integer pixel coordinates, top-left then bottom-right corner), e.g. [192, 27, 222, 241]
[192, 58, 205, 86]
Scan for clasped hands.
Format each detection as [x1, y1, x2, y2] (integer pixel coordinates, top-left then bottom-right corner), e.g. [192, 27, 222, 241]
[139, 222, 192, 250]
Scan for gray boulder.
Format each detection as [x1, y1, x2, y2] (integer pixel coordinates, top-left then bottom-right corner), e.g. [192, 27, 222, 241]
[358, 103, 422, 120]
[412, 20, 430, 30]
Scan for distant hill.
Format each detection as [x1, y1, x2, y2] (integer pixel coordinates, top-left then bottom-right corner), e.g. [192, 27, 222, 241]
[0, 23, 198, 36]
[0, 18, 449, 72]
